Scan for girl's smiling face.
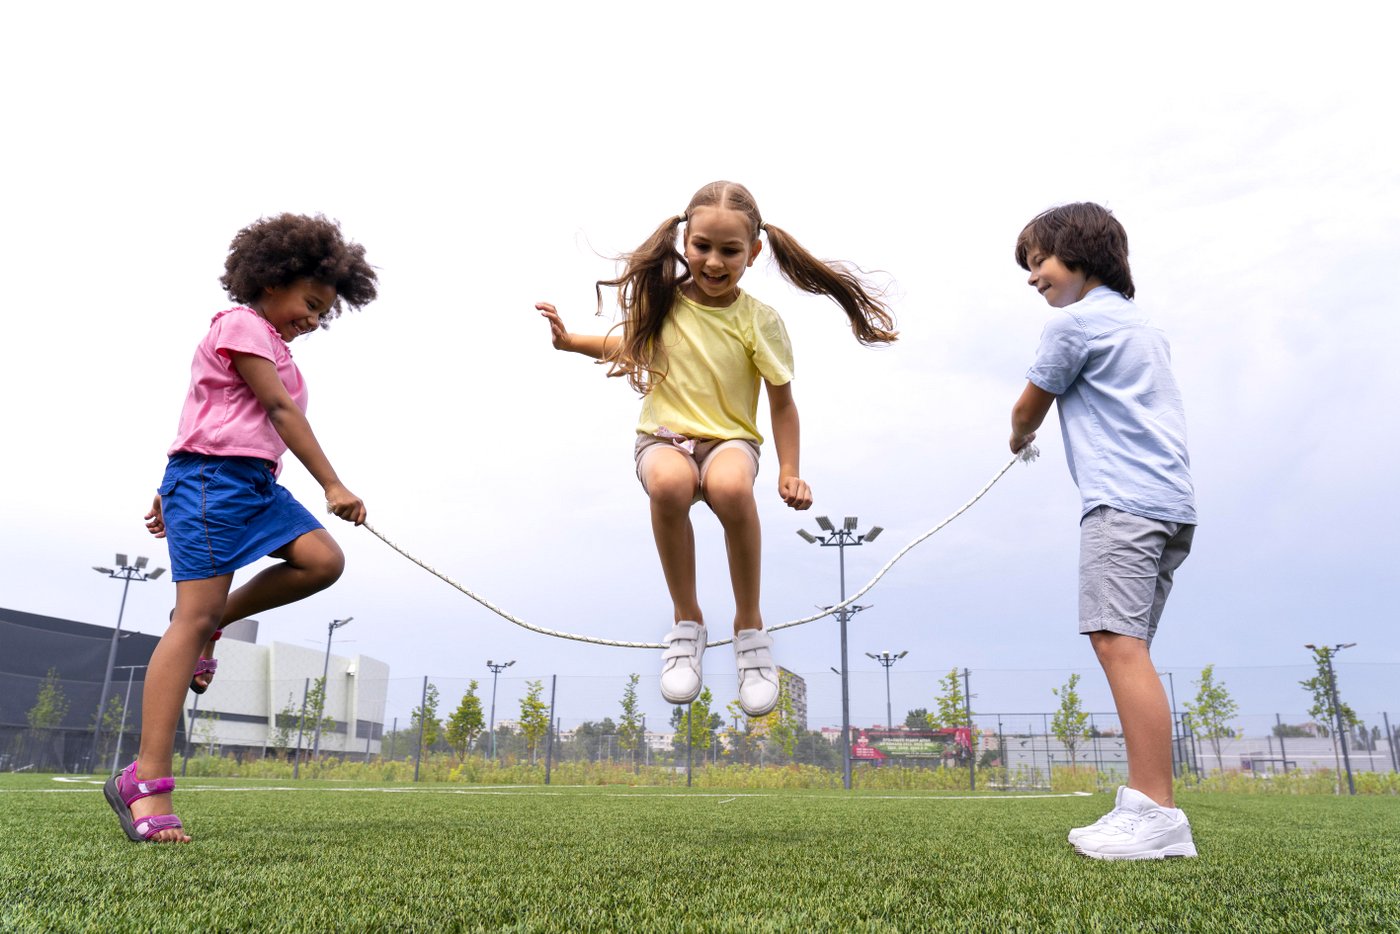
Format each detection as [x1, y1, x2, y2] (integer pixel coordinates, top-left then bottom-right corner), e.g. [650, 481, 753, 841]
[682, 207, 762, 307]
[255, 278, 337, 342]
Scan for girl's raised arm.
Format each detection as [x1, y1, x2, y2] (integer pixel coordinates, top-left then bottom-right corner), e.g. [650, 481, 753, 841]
[231, 351, 366, 525]
[537, 302, 620, 360]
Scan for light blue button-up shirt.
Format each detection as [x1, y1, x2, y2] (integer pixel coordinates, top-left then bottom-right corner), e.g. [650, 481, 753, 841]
[1027, 287, 1196, 524]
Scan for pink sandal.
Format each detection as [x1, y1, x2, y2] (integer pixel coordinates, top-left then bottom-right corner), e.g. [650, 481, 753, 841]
[190, 628, 222, 695]
[104, 761, 185, 842]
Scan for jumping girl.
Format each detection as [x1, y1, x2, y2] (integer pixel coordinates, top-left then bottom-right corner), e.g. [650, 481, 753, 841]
[105, 213, 377, 843]
[538, 181, 896, 717]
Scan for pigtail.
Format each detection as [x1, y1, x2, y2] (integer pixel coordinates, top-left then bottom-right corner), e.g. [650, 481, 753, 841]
[596, 214, 688, 394]
[762, 223, 898, 345]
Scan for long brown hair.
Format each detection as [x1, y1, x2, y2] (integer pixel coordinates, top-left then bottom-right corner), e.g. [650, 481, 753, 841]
[598, 181, 897, 393]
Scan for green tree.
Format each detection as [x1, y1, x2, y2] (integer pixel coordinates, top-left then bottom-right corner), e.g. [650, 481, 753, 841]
[445, 680, 486, 761]
[26, 667, 69, 730]
[518, 679, 551, 763]
[1272, 722, 1310, 738]
[1300, 645, 1363, 785]
[672, 687, 720, 758]
[752, 673, 798, 759]
[904, 708, 929, 730]
[92, 694, 126, 764]
[1051, 673, 1089, 766]
[1182, 664, 1239, 771]
[925, 669, 973, 731]
[193, 709, 222, 754]
[305, 677, 337, 746]
[616, 674, 643, 771]
[409, 682, 442, 756]
[271, 692, 300, 754]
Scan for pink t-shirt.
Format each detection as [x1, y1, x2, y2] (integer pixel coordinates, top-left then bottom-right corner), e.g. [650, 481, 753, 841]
[168, 307, 307, 475]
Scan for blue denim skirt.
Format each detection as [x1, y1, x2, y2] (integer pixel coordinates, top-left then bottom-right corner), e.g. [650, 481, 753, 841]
[159, 453, 323, 582]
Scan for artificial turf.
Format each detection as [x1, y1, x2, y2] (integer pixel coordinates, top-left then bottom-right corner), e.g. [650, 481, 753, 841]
[0, 775, 1396, 932]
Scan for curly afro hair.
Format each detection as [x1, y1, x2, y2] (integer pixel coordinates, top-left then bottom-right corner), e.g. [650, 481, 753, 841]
[220, 213, 378, 325]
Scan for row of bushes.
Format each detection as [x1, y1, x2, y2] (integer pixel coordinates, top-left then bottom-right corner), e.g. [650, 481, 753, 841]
[168, 753, 1400, 794]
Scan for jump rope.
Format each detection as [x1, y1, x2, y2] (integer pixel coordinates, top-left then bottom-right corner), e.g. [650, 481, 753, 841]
[359, 446, 1039, 650]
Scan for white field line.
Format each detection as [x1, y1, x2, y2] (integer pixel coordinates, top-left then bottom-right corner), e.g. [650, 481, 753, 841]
[7, 777, 1093, 802]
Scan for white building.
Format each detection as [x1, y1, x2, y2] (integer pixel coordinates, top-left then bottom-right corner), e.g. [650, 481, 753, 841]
[184, 620, 389, 758]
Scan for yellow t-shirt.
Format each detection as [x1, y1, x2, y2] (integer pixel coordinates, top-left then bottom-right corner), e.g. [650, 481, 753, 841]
[636, 290, 794, 444]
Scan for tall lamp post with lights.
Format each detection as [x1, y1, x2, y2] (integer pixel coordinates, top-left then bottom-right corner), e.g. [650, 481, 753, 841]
[486, 659, 515, 760]
[866, 650, 907, 730]
[1305, 642, 1358, 795]
[90, 555, 165, 769]
[798, 516, 881, 791]
[312, 617, 353, 759]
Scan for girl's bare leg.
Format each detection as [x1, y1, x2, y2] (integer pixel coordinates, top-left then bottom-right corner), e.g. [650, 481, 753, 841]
[131, 575, 231, 842]
[643, 448, 703, 624]
[190, 530, 345, 689]
[702, 449, 762, 633]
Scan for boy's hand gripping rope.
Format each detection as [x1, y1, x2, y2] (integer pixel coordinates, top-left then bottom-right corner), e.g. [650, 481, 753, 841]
[359, 445, 1038, 649]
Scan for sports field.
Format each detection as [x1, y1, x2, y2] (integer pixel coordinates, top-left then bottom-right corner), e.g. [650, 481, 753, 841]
[1, 775, 1395, 932]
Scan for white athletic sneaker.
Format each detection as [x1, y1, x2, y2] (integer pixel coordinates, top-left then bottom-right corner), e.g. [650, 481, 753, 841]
[1067, 785, 1128, 846]
[659, 621, 706, 705]
[1073, 786, 1198, 860]
[733, 628, 780, 717]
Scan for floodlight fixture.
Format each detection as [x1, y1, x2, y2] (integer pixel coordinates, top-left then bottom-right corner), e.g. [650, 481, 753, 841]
[815, 515, 835, 532]
[864, 526, 883, 543]
[796, 529, 818, 543]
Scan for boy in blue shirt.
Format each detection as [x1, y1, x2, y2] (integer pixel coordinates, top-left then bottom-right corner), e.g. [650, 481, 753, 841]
[1009, 203, 1198, 860]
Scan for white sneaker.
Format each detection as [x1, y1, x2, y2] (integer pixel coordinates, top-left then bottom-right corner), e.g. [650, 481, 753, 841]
[1073, 786, 1198, 860]
[733, 628, 780, 717]
[1067, 785, 1128, 846]
[659, 621, 706, 705]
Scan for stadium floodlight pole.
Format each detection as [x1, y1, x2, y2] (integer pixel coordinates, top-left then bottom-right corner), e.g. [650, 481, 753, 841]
[90, 555, 166, 770]
[798, 516, 882, 791]
[1305, 642, 1358, 795]
[486, 659, 515, 760]
[865, 650, 908, 730]
[312, 617, 353, 759]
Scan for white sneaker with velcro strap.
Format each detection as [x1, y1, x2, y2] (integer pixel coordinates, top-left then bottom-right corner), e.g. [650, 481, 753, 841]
[659, 620, 706, 705]
[733, 628, 781, 717]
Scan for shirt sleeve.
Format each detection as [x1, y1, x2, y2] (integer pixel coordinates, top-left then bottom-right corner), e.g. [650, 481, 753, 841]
[750, 304, 795, 387]
[1026, 313, 1087, 395]
[213, 309, 281, 364]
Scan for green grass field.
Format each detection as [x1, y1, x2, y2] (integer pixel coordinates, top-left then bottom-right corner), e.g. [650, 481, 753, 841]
[1, 775, 1396, 932]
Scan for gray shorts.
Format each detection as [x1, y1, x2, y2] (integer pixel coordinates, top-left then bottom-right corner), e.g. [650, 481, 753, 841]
[1079, 505, 1194, 646]
[634, 433, 760, 504]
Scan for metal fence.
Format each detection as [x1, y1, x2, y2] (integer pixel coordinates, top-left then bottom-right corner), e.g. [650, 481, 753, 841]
[5, 662, 1397, 786]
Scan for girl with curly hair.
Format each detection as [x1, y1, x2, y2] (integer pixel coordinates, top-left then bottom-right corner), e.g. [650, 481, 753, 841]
[105, 213, 377, 843]
[538, 181, 896, 718]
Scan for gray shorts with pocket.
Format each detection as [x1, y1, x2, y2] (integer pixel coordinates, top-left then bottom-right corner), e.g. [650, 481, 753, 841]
[1079, 505, 1194, 646]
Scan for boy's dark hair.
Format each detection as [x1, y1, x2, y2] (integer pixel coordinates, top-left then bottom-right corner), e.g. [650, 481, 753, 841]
[1014, 202, 1134, 299]
[221, 213, 378, 324]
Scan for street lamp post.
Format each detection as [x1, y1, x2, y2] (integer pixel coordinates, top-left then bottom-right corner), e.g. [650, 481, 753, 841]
[1305, 642, 1358, 795]
[798, 516, 882, 791]
[312, 617, 353, 759]
[486, 659, 515, 760]
[110, 664, 147, 775]
[865, 650, 908, 730]
[90, 555, 165, 770]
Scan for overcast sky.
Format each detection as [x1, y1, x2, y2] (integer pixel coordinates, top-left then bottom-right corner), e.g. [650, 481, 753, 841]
[2, 3, 1395, 733]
